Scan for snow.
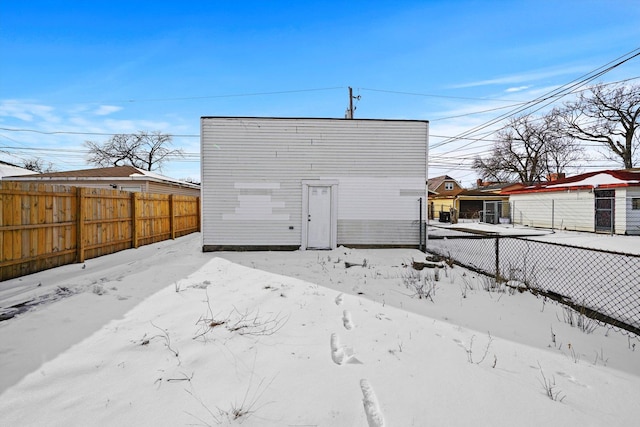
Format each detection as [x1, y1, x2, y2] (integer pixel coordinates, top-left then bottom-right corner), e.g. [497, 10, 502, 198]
[433, 220, 640, 255]
[1, 232, 639, 426]
[547, 173, 639, 188]
[0, 163, 38, 177]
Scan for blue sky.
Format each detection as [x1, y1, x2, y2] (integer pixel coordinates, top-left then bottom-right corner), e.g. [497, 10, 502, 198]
[1, 1, 639, 185]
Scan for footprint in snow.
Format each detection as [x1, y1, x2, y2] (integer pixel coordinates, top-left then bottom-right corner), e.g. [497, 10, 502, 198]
[330, 333, 361, 365]
[360, 379, 385, 427]
[343, 310, 355, 330]
[556, 371, 588, 388]
[335, 293, 344, 305]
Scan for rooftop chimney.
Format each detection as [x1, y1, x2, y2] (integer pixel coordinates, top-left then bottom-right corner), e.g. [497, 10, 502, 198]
[547, 173, 566, 182]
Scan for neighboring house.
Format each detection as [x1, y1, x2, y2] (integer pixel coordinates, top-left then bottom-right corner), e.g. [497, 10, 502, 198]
[427, 176, 524, 223]
[427, 175, 463, 220]
[461, 180, 525, 223]
[505, 169, 640, 235]
[0, 160, 38, 178]
[2, 165, 200, 197]
[455, 189, 510, 223]
[200, 117, 429, 251]
[474, 179, 526, 194]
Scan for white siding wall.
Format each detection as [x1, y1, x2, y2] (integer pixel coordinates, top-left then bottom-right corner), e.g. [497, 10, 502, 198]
[625, 188, 640, 235]
[201, 117, 428, 249]
[511, 188, 640, 234]
[615, 188, 627, 234]
[510, 190, 595, 231]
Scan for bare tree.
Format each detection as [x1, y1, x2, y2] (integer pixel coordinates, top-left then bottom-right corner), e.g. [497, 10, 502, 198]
[85, 131, 183, 171]
[22, 158, 55, 173]
[560, 82, 640, 169]
[542, 108, 585, 174]
[181, 177, 201, 185]
[473, 112, 582, 184]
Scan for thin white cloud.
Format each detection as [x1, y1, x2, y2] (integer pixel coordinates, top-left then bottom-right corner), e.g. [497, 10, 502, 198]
[94, 105, 123, 116]
[0, 100, 59, 123]
[505, 86, 530, 93]
[449, 65, 590, 89]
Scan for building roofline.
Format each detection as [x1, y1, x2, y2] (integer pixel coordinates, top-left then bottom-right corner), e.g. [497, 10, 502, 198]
[505, 170, 640, 194]
[200, 116, 429, 124]
[4, 165, 200, 189]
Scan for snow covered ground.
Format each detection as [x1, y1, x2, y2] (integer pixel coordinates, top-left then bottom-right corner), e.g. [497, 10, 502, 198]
[434, 220, 640, 255]
[1, 232, 639, 426]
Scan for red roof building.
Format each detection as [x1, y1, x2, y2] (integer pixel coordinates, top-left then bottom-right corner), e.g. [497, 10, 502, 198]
[505, 169, 640, 234]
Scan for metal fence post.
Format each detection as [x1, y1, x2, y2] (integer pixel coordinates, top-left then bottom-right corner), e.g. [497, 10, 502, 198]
[495, 235, 500, 280]
[419, 197, 423, 252]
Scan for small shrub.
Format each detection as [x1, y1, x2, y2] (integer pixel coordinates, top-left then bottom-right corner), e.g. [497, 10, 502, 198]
[464, 333, 494, 365]
[480, 276, 505, 293]
[560, 307, 598, 334]
[402, 270, 435, 301]
[538, 363, 566, 402]
[459, 275, 474, 298]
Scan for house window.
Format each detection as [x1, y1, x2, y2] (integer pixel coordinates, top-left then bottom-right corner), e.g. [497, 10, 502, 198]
[444, 182, 454, 191]
[120, 186, 142, 192]
[632, 198, 640, 210]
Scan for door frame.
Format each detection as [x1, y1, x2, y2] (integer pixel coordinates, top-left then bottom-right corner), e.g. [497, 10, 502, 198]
[594, 189, 615, 233]
[301, 180, 338, 250]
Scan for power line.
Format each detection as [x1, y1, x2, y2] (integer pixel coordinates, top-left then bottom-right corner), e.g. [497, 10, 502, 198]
[429, 76, 640, 122]
[0, 127, 201, 138]
[432, 48, 640, 152]
[2, 69, 638, 174]
[7, 87, 346, 106]
[359, 87, 520, 102]
[116, 86, 346, 103]
[3, 75, 637, 140]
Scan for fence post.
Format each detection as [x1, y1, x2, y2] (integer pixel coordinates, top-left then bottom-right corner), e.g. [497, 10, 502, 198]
[419, 197, 423, 251]
[494, 235, 500, 281]
[76, 187, 85, 263]
[510, 201, 515, 228]
[611, 196, 615, 235]
[169, 194, 175, 240]
[131, 192, 138, 248]
[196, 196, 201, 232]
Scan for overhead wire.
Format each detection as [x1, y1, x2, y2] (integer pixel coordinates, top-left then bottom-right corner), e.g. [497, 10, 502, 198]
[427, 76, 640, 122]
[1, 61, 638, 174]
[431, 47, 640, 152]
[359, 87, 520, 103]
[7, 87, 347, 106]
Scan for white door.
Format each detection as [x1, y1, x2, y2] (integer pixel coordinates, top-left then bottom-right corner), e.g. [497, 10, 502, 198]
[307, 186, 332, 249]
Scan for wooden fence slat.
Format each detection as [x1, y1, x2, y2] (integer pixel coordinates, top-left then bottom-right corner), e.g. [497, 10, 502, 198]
[76, 187, 85, 263]
[1, 182, 199, 281]
[131, 191, 138, 249]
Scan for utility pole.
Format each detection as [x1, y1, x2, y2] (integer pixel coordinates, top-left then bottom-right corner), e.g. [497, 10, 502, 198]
[345, 86, 361, 119]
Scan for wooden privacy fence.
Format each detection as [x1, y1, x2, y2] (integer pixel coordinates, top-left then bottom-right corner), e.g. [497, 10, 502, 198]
[0, 182, 200, 281]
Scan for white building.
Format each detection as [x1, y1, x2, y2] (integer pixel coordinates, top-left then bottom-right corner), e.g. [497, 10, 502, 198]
[0, 160, 37, 178]
[507, 170, 640, 235]
[3, 165, 200, 197]
[200, 117, 429, 251]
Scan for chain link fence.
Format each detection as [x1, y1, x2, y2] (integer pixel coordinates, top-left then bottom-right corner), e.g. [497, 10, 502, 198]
[510, 195, 640, 235]
[426, 227, 640, 336]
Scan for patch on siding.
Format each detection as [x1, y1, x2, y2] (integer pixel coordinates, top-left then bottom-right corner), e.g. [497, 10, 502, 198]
[239, 189, 271, 195]
[235, 182, 280, 189]
[223, 194, 289, 221]
[400, 189, 426, 197]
